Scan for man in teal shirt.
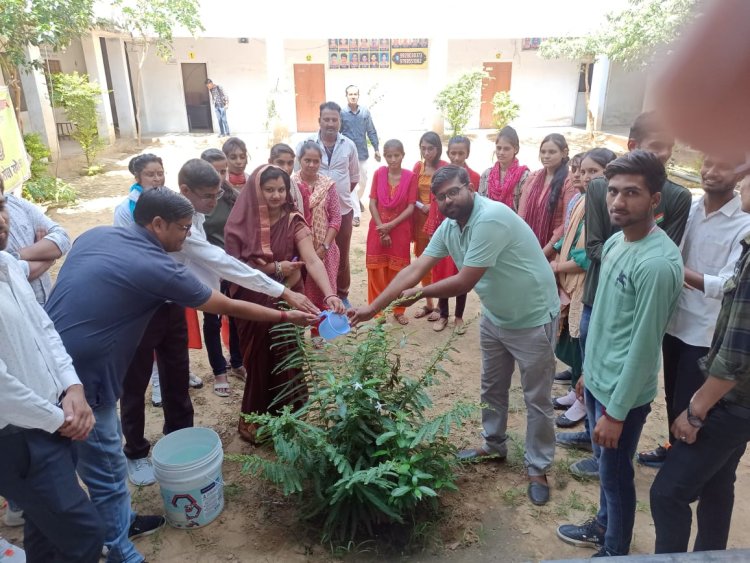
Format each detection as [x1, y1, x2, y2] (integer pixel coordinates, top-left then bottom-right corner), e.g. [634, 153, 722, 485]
[349, 165, 560, 506]
[557, 151, 683, 557]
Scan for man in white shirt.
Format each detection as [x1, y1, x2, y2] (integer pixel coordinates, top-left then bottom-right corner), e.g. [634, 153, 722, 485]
[297, 101, 359, 307]
[0, 177, 71, 305]
[638, 153, 750, 467]
[0, 192, 104, 562]
[117, 160, 318, 486]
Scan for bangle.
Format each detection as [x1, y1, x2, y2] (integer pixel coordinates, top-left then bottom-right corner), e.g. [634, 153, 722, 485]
[278, 310, 288, 323]
[323, 294, 337, 304]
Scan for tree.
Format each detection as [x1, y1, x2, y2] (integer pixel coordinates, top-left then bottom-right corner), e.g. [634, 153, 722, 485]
[51, 72, 104, 170]
[540, 0, 697, 132]
[0, 0, 95, 129]
[434, 71, 486, 137]
[111, 0, 203, 143]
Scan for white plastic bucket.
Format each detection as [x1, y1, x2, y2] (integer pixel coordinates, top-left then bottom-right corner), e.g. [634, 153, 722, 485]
[152, 427, 224, 529]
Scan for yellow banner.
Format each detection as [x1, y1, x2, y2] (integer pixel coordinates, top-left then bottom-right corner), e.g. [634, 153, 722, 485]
[0, 86, 31, 194]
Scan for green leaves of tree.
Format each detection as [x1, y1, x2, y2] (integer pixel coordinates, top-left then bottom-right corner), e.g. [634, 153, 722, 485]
[434, 70, 486, 137]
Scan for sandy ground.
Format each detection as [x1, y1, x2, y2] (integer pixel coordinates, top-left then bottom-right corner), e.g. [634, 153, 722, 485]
[1, 130, 745, 562]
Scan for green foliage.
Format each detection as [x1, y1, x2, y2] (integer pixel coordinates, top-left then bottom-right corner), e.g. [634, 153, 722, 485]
[22, 133, 76, 205]
[23, 133, 51, 180]
[491, 91, 520, 131]
[22, 176, 76, 205]
[112, 0, 204, 60]
[0, 0, 94, 70]
[230, 315, 476, 543]
[51, 72, 103, 167]
[434, 71, 486, 136]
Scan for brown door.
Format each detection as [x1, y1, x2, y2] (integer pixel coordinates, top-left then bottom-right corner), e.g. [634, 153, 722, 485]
[181, 63, 212, 132]
[294, 64, 325, 132]
[480, 62, 513, 129]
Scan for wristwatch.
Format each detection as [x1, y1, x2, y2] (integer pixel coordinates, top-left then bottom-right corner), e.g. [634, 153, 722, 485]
[687, 401, 704, 428]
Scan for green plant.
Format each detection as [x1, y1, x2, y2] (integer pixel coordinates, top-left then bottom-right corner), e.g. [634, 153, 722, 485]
[22, 176, 76, 205]
[23, 133, 51, 180]
[434, 71, 486, 136]
[51, 72, 104, 167]
[229, 314, 476, 543]
[491, 91, 520, 131]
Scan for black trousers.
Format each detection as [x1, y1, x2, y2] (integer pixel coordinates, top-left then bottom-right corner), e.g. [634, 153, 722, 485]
[651, 401, 750, 553]
[438, 294, 467, 319]
[121, 302, 193, 460]
[0, 429, 104, 562]
[662, 333, 709, 445]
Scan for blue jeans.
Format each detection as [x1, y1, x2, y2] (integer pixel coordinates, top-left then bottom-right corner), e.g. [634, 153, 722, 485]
[585, 388, 651, 555]
[74, 405, 143, 563]
[579, 304, 599, 463]
[214, 106, 230, 136]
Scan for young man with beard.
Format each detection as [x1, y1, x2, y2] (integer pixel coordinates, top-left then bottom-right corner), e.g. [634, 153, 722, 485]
[639, 153, 750, 463]
[349, 164, 560, 506]
[556, 151, 683, 557]
[650, 171, 750, 554]
[557, 111, 692, 476]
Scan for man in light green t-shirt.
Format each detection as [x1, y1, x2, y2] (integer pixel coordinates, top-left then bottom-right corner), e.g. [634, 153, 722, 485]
[556, 151, 683, 557]
[349, 165, 560, 506]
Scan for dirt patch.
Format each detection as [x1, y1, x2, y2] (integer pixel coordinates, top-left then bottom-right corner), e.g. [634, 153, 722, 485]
[2, 132, 748, 563]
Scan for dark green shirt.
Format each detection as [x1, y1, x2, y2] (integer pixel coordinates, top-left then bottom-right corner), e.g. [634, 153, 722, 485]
[701, 235, 750, 408]
[582, 177, 691, 307]
[202, 187, 239, 249]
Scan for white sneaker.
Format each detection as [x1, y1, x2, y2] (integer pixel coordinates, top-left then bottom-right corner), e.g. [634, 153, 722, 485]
[2, 505, 24, 527]
[150, 368, 162, 407]
[188, 372, 204, 389]
[0, 537, 25, 561]
[126, 457, 156, 486]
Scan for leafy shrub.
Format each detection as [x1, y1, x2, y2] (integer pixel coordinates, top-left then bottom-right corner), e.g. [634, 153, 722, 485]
[491, 91, 520, 131]
[22, 176, 76, 205]
[51, 72, 104, 167]
[230, 315, 476, 543]
[23, 133, 51, 180]
[434, 71, 486, 136]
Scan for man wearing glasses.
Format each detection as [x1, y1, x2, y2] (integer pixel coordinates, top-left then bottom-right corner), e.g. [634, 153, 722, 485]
[349, 164, 560, 506]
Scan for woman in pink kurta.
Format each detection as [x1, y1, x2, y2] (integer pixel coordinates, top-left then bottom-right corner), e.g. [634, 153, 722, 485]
[517, 133, 577, 259]
[291, 141, 342, 311]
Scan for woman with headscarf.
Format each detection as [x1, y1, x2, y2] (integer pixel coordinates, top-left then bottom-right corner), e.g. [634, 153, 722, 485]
[224, 165, 344, 443]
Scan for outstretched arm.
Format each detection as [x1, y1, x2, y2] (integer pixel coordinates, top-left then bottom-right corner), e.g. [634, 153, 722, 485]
[197, 290, 318, 326]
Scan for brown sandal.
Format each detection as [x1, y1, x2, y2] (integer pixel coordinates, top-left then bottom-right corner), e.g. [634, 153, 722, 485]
[413, 306, 435, 319]
[432, 317, 449, 332]
[394, 314, 409, 325]
[238, 417, 259, 445]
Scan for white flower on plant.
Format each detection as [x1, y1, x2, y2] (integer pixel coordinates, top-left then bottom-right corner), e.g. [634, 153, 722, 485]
[352, 382, 363, 391]
[374, 401, 384, 413]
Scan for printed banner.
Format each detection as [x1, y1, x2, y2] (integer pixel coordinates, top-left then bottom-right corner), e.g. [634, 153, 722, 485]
[0, 87, 31, 194]
[327, 39, 429, 70]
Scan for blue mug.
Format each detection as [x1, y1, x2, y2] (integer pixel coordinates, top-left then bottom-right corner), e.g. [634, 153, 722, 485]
[318, 310, 350, 340]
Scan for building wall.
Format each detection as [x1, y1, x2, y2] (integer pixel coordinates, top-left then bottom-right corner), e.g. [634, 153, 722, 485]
[132, 37, 595, 136]
[49, 40, 88, 74]
[130, 37, 269, 134]
[601, 62, 647, 128]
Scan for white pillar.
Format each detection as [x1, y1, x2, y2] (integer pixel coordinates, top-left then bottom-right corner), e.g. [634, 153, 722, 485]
[18, 45, 59, 161]
[427, 37, 449, 133]
[265, 37, 292, 133]
[105, 38, 137, 139]
[589, 55, 611, 132]
[80, 32, 116, 144]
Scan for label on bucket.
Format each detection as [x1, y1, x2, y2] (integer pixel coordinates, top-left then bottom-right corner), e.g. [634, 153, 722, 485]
[160, 477, 224, 529]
